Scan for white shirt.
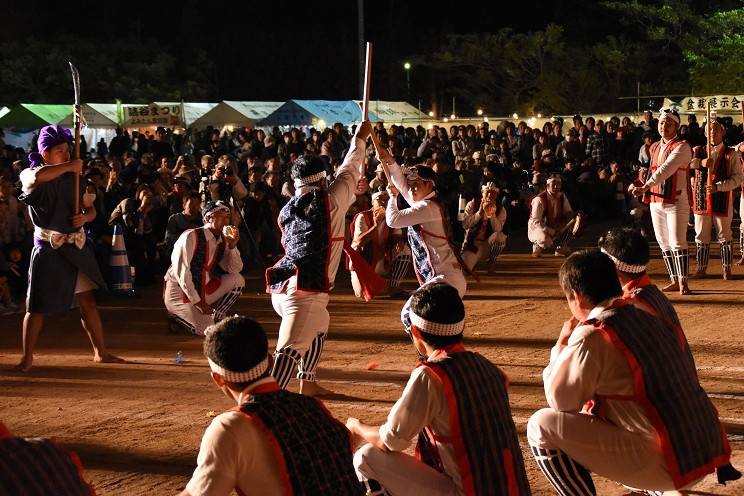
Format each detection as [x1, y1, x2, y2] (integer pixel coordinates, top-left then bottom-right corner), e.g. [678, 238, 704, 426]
[165, 226, 243, 304]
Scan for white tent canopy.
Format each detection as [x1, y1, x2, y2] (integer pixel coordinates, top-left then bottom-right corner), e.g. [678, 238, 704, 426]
[191, 101, 284, 129]
[360, 100, 430, 125]
[58, 103, 119, 129]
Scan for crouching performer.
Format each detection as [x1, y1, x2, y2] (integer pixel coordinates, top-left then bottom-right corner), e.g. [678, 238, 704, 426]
[528, 250, 739, 495]
[346, 283, 531, 496]
[179, 316, 363, 496]
[164, 200, 244, 336]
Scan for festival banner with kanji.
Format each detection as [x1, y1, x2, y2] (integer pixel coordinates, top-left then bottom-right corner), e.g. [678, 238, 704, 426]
[665, 95, 744, 114]
[120, 103, 184, 127]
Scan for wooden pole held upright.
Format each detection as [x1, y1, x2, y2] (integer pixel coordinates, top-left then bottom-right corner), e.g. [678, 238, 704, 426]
[706, 101, 713, 188]
[361, 42, 372, 175]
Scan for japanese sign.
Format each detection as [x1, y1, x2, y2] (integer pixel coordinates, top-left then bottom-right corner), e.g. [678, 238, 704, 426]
[120, 103, 184, 128]
[664, 95, 744, 114]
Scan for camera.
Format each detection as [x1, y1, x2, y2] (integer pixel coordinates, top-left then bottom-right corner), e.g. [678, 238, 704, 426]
[225, 168, 234, 177]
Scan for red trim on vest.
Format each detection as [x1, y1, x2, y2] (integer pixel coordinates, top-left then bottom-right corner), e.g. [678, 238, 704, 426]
[589, 300, 729, 488]
[622, 275, 687, 349]
[529, 191, 563, 227]
[692, 146, 733, 216]
[649, 138, 690, 204]
[230, 402, 294, 496]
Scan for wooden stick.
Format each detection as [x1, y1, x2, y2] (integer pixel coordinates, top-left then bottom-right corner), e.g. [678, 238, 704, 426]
[69, 62, 82, 213]
[361, 42, 373, 176]
[706, 101, 713, 188]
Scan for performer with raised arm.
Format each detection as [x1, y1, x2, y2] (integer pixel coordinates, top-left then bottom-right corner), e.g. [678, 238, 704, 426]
[267, 121, 372, 396]
[371, 132, 467, 338]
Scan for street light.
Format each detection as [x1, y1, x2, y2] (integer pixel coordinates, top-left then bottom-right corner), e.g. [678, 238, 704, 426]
[404, 62, 411, 101]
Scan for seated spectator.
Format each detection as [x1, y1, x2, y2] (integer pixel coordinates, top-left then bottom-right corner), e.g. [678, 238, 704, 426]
[164, 191, 203, 260]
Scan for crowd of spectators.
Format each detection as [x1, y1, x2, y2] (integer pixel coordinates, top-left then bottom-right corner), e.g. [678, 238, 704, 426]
[0, 111, 742, 313]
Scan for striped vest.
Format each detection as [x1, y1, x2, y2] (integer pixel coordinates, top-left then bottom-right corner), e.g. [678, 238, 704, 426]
[692, 146, 732, 216]
[587, 302, 730, 489]
[183, 227, 225, 303]
[232, 388, 363, 496]
[266, 189, 334, 293]
[624, 275, 681, 328]
[462, 199, 502, 253]
[417, 347, 532, 496]
[649, 138, 691, 204]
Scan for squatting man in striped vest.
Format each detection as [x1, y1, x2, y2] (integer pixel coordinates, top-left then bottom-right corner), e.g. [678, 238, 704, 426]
[178, 316, 363, 496]
[528, 250, 738, 495]
[346, 282, 531, 496]
[164, 200, 244, 336]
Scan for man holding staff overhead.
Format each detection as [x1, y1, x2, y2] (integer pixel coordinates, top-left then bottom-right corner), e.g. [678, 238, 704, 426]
[14, 125, 123, 372]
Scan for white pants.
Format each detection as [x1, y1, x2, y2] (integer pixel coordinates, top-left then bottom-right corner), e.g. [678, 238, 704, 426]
[650, 198, 689, 252]
[695, 209, 734, 245]
[353, 444, 460, 496]
[271, 278, 331, 355]
[164, 273, 244, 335]
[461, 231, 507, 270]
[527, 408, 702, 493]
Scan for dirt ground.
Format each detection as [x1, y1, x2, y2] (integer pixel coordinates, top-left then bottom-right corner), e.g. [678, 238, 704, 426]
[2, 220, 744, 495]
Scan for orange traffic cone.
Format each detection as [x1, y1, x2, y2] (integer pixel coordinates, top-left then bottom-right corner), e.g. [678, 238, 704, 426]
[109, 224, 134, 295]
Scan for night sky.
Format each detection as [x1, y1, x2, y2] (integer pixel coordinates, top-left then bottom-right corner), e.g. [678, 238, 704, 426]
[3, 0, 613, 108]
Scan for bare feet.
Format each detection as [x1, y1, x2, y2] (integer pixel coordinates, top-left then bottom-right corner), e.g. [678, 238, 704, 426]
[300, 380, 334, 397]
[689, 269, 706, 280]
[724, 269, 732, 280]
[737, 256, 744, 266]
[11, 358, 33, 373]
[679, 281, 692, 295]
[95, 353, 126, 364]
[661, 281, 679, 293]
[487, 260, 497, 275]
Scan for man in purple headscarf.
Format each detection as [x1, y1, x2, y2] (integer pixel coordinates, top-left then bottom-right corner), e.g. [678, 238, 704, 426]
[13, 124, 123, 372]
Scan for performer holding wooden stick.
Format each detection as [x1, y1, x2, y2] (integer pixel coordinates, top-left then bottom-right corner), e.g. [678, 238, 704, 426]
[14, 125, 123, 372]
[689, 115, 743, 280]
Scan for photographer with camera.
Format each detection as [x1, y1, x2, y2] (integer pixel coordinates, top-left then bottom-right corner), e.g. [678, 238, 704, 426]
[207, 155, 247, 204]
[108, 183, 157, 286]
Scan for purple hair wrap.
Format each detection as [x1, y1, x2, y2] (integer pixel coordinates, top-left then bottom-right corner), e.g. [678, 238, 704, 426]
[28, 125, 72, 169]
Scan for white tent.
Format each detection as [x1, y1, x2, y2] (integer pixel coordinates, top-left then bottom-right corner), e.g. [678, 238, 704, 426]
[153, 102, 218, 127]
[360, 100, 430, 125]
[58, 103, 119, 129]
[190, 101, 285, 129]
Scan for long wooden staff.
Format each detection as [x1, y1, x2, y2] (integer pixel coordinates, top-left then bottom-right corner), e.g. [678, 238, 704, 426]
[361, 42, 373, 176]
[69, 62, 82, 213]
[706, 101, 713, 191]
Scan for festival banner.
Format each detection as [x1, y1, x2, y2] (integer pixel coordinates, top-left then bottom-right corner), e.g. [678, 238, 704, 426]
[665, 95, 744, 114]
[120, 103, 184, 128]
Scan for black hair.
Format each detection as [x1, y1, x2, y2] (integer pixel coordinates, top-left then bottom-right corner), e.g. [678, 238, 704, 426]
[291, 154, 327, 184]
[203, 316, 269, 384]
[558, 250, 622, 307]
[597, 227, 649, 273]
[410, 282, 464, 348]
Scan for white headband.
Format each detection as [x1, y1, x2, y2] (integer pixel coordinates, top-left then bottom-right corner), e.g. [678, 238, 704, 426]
[658, 108, 680, 125]
[410, 311, 465, 336]
[481, 182, 499, 192]
[402, 167, 434, 183]
[207, 356, 269, 383]
[601, 248, 646, 274]
[372, 190, 389, 201]
[546, 176, 562, 184]
[204, 203, 230, 218]
[294, 170, 327, 187]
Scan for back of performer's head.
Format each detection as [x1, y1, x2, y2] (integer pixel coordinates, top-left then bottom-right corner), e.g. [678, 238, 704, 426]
[598, 227, 649, 276]
[410, 282, 465, 348]
[558, 250, 622, 307]
[203, 316, 270, 387]
[292, 155, 328, 188]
